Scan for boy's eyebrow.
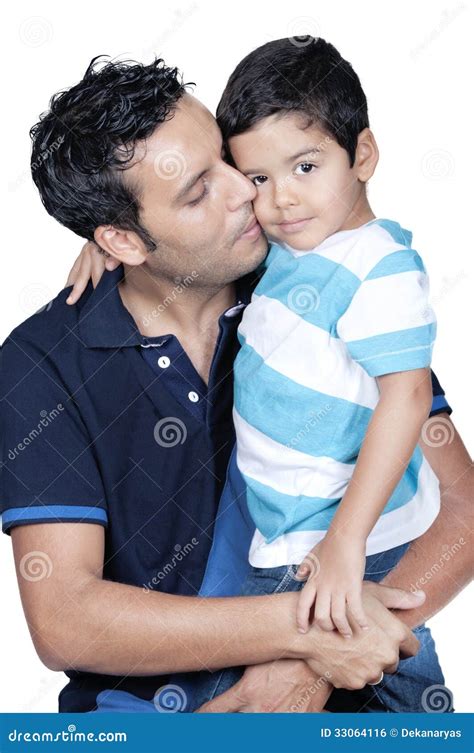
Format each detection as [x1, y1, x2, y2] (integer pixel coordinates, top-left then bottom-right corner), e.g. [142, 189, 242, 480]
[242, 146, 322, 175]
[286, 146, 322, 163]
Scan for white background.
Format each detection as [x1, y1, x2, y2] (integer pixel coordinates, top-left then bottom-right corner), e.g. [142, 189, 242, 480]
[1, 0, 472, 712]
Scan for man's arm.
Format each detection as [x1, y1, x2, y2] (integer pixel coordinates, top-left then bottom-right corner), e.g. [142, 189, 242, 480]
[11, 521, 418, 687]
[379, 412, 473, 627]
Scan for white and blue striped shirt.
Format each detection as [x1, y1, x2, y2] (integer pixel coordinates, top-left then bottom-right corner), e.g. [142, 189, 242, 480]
[234, 219, 440, 567]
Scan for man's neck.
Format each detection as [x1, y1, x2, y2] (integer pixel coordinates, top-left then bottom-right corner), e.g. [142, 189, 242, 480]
[118, 264, 237, 384]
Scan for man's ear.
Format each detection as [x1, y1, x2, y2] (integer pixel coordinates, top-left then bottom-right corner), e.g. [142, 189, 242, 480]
[93, 226, 149, 267]
[354, 128, 379, 183]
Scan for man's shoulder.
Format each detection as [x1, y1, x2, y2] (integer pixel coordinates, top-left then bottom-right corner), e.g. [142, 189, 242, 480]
[2, 282, 93, 354]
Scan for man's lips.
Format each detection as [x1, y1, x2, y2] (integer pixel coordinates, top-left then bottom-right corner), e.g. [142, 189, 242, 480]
[277, 217, 314, 233]
[237, 216, 262, 240]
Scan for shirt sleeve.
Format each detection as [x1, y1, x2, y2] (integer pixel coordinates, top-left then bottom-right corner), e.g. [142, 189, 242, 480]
[337, 247, 436, 377]
[430, 369, 453, 417]
[0, 336, 108, 535]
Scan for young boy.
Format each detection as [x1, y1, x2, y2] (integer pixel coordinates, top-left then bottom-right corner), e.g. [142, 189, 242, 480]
[183, 36, 443, 712]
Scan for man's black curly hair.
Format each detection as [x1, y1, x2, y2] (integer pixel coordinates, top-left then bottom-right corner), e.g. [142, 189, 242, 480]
[216, 37, 368, 167]
[30, 56, 192, 250]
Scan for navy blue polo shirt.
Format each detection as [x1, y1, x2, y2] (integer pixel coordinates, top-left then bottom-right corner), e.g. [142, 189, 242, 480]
[0, 264, 452, 713]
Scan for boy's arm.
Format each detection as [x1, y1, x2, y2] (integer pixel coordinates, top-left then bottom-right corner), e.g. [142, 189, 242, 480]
[326, 367, 433, 542]
[296, 367, 432, 633]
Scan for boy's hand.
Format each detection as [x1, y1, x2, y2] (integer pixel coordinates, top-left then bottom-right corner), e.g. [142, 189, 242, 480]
[65, 241, 120, 304]
[295, 536, 369, 637]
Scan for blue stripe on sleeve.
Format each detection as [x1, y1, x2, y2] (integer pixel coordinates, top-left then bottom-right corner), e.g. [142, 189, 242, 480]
[2, 505, 108, 531]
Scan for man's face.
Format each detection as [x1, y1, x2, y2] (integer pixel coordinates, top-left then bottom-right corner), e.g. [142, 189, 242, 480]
[125, 94, 268, 285]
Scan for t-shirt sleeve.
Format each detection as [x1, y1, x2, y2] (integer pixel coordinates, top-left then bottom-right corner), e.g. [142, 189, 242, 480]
[430, 369, 453, 417]
[0, 336, 108, 534]
[337, 247, 436, 377]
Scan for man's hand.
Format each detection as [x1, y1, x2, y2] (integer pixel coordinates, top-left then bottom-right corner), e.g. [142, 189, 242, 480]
[65, 241, 120, 304]
[197, 582, 425, 712]
[196, 660, 333, 713]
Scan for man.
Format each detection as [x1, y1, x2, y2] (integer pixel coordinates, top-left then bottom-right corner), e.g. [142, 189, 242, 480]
[1, 57, 472, 713]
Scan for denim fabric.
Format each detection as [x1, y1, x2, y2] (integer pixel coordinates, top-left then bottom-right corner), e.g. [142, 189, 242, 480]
[178, 541, 453, 713]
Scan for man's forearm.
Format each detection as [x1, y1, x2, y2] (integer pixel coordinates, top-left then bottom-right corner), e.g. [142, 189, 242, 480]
[38, 577, 301, 675]
[381, 414, 473, 628]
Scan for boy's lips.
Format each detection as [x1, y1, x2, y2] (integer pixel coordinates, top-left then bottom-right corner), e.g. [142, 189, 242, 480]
[277, 217, 313, 233]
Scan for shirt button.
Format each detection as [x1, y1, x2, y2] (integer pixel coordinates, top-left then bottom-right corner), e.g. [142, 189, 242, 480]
[158, 356, 170, 369]
[188, 391, 199, 403]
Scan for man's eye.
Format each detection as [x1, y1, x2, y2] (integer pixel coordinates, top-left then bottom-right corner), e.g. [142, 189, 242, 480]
[252, 175, 267, 186]
[188, 184, 209, 206]
[295, 162, 317, 175]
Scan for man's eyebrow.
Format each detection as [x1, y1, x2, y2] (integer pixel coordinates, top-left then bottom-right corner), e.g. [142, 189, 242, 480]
[243, 146, 322, 175]
[174, 168, 208, 203]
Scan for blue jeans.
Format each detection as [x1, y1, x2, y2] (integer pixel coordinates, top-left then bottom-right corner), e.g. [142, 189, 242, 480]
[176, 541, 453, 713]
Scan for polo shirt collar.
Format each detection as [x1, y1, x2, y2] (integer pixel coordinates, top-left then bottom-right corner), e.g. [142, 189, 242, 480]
[77, 265, 257, 349]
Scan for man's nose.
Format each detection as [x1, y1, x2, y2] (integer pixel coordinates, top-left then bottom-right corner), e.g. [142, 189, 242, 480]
[225, 165, 256, 211]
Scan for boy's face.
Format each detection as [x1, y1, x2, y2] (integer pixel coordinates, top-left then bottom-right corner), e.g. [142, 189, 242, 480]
[228, 112, 372, 251]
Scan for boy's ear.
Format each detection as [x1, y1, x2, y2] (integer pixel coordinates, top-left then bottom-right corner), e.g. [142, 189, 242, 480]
[93, 226, 149, 266]
[354, 128, 379, 183]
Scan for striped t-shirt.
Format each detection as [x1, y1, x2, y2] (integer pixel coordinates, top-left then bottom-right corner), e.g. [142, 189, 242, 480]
[233, 218, 440, 568]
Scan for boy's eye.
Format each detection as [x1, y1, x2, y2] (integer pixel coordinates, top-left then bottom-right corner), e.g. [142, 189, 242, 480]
[295, 162, 317, 175]
[252, 175, 267, 186]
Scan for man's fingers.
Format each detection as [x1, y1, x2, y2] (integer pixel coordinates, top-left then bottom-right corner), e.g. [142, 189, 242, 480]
[195, 684, 243, 713]
[369, 583, 426, 611]
[399, 629, 420, 660]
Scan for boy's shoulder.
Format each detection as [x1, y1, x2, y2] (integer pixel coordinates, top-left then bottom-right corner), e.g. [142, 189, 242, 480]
[317, 218, 417, 281]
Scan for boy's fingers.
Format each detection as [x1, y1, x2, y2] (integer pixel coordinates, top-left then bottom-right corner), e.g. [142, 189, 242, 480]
[66, 257, 92, 304]
[296, 581, 318, 633]
[331, 594, 352, 638]
[91, 247, 108, 289]
[313, 590, 333, 632]
[347, 593, 370, 631]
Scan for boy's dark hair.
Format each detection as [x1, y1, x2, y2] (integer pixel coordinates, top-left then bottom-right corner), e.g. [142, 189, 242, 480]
[216, 37, 368, 167]
[30, 57, 191, 250]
